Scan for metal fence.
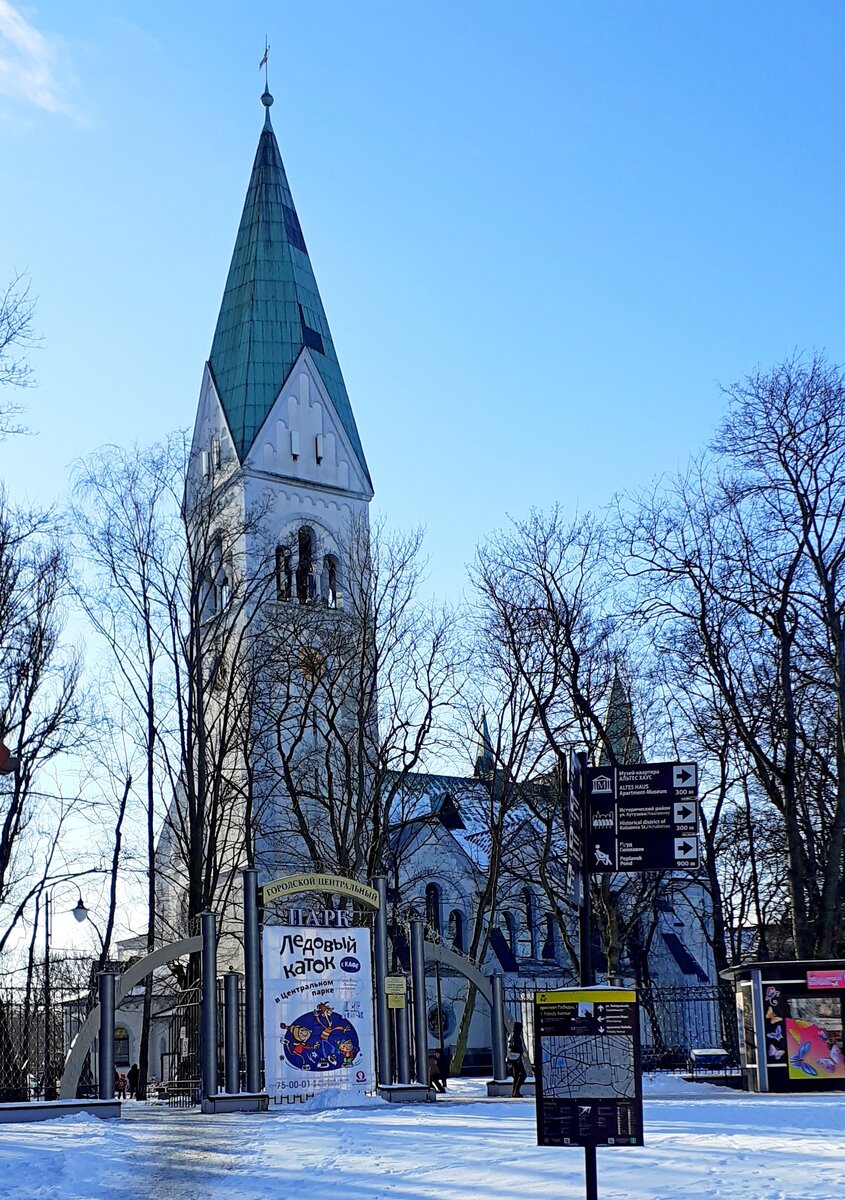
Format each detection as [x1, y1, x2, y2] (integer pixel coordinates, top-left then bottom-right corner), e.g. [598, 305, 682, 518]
[0, 966, 210, 1105]
[154, 980, 202, 1106]
[505, 981, 739, 1073]
[0, 981, 91, 1101]
[150, 976, 245, 1105]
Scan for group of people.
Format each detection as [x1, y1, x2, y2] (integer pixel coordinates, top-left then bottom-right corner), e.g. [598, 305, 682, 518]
[425, 1026, 528, 1098]
[114, 1063, 139, 1099]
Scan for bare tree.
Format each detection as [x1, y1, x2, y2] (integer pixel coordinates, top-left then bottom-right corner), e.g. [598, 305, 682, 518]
[72, 434, 278, 972]
[255, 520, 460, 886]
[0, 273, 38, 438]
[71, 437, 186, 1095]
[472, 508, 661, 978]
[622, 356, 845, 957]
[0, 494, 84, 955]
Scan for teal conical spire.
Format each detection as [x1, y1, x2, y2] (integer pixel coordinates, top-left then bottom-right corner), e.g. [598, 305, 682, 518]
[208, 98, 370, 482]
[474, 710, 495, 778]
[598, 670, 643, 766]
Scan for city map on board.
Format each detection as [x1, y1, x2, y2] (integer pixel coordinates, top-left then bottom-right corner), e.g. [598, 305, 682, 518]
[534, 989, 644, 1147]
[541, 1030, 636, 1099]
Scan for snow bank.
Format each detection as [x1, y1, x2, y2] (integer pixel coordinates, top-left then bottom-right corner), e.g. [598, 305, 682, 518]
[300, 1087, 389, 1112]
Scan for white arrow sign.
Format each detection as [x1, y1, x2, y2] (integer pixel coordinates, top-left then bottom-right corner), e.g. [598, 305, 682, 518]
[674, 837, 698, 859]
[673, 764, 697, 789]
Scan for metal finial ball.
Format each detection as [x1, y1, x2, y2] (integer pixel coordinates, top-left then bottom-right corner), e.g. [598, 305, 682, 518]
[261, 90, 274, 108]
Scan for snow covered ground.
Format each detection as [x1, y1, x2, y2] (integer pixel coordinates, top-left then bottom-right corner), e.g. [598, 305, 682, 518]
[0, 1076, 842, 1200]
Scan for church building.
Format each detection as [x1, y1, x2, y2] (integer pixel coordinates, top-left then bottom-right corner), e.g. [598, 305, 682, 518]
[152, 91, 718, 1078]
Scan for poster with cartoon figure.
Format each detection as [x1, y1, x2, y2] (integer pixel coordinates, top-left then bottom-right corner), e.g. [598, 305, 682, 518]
[262, 925, 375, 1100]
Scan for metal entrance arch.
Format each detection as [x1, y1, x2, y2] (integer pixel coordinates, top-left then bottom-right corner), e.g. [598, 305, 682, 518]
[422, 938, 513, 1082]
[60, 936, 203, 1100]
[422, 941, 500, 1014]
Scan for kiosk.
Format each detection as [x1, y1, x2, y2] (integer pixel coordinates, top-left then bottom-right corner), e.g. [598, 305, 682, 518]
[721, 960, 845, 1093]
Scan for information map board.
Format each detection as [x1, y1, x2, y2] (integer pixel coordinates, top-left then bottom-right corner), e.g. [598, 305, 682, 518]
[534, 989, 643, 1148]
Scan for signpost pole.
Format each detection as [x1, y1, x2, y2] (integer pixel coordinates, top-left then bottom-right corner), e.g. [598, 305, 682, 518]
[575, 749, 599, 1200]
[242, 868, 262, 1094]
[410, 918, 429, 1087]
[373, 876, 393, 1086]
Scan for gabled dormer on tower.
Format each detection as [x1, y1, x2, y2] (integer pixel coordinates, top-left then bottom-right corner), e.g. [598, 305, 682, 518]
[191, 90, 372, 508]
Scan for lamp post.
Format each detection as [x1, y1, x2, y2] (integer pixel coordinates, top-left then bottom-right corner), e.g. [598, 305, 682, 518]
[43, 890, 89, 1100]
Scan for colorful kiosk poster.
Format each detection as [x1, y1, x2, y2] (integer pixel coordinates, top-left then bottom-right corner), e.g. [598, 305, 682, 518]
[263, 925, 375, 1100]
[534, 988, 643, 1147]
[786, 1011, 845, 1082]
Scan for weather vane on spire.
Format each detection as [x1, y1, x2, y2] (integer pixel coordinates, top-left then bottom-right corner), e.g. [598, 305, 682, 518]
[259, 36, 273, 112]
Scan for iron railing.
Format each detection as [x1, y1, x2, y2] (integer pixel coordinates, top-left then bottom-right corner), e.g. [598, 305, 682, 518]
[504, 980, 740, 1073]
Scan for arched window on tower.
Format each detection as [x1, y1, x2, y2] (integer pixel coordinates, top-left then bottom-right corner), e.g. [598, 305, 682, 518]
[296, 526, 315, 604]
[203, 536, 224, 619]
[276, 546, 292, 600]
[425, 883, 441, 936]
[323, 554, 340, 608]
[447, 909, 465, 953]
[517, 887, 535, 959]
[501, 910, 516, 951]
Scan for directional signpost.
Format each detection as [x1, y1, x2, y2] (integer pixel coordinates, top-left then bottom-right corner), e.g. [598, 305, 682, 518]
[586, 762, 699, 873]
[550, 754, 700, 1200]
[566, 749, 585, 906]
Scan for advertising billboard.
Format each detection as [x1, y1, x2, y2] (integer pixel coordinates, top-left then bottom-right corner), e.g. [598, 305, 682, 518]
[785, 1013, 845, 1082]
[263, 925, 375, 1100]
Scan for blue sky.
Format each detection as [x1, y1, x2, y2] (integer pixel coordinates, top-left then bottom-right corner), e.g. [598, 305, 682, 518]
[2, 1, 845, 601]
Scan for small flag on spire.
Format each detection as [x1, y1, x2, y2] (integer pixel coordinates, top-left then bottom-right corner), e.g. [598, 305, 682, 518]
[259, 41, 270, 70]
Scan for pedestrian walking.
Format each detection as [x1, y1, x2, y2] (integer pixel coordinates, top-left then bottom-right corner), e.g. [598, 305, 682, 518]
[127, 1062, 139, 1099]
[507, 1022, 527, 1097]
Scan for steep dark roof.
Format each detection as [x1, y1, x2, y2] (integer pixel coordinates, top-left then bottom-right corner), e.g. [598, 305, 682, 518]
[208, 103, 370, 482]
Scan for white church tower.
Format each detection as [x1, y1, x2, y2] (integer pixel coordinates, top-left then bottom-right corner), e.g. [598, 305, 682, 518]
[185, 89, 374, 890]
[191, 86, 372, 561]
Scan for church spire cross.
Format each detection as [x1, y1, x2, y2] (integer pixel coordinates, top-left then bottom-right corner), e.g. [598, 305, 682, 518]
[259, 38, 273, 126]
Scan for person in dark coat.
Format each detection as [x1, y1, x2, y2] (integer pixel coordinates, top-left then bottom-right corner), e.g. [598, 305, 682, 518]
[127, 1063, 139, 1099]
[428, 1046, 451, 1093]
[507, 1022, 527, 1097]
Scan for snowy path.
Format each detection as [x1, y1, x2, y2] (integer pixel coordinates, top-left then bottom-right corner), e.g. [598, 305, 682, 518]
[0, 1078, 843, 1200]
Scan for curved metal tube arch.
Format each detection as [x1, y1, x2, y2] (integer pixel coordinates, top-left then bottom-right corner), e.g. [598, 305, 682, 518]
[422, 941, 514, 1032]
[59, 935, 203, 1100]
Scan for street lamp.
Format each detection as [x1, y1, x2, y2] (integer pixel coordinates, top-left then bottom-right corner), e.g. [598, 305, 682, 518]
[43, 888, 89, 1100]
